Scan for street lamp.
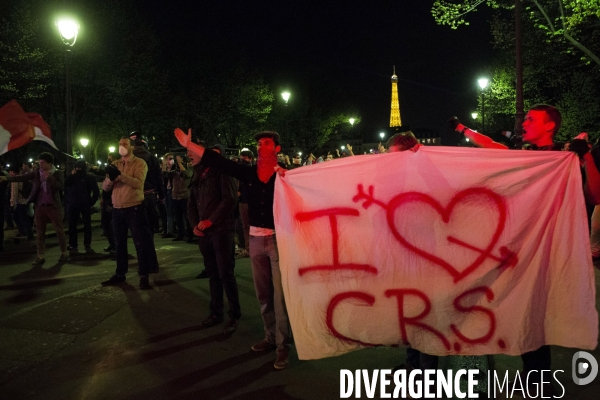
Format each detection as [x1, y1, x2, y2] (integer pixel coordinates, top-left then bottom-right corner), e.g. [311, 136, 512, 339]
[108, 146, 115, 153]
[281, 91, 291, 147]
[349, 118, 355, 126]
[471, 112, 478, 120]
[56, 17, 79, 170]
[380, 132, 385, 141]
[80, 137, 89, 159]
[478, 77, 489, 133]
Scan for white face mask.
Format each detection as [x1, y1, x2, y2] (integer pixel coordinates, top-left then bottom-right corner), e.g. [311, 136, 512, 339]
[118, 146, 129, 157]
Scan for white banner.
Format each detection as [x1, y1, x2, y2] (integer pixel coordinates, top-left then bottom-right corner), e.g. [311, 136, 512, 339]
[273, 146, 598, 360]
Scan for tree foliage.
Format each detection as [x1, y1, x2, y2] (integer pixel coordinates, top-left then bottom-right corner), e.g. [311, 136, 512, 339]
[432, 0, 600, 66]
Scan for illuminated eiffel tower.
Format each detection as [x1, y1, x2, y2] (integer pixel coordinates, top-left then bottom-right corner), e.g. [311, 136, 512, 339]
[390, 66, 402, 128]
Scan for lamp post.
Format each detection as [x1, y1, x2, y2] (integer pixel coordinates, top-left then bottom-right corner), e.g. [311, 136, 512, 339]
[108, 146, 115, 154]
[477, 78, 489, 134]
[56, 17, 79, 171]
[471, 112, 479, 130]
[281, 91, 290, 148]
[380, 132, 385, 142]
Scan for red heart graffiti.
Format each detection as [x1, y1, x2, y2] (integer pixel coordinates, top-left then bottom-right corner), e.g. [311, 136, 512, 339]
[385, 187, 507, 282]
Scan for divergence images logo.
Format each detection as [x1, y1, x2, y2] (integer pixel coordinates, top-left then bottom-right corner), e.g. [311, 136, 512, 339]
[572, 351, 598, 386]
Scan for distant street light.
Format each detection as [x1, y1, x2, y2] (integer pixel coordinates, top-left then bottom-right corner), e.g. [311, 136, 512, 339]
[341, 145, 345, 150]
[281, 91, 291, 147]
[478, 77, 489, 133]
[56, 17, 79, 171]
[471, 112, 478, 120]
[108, 146, 115, 153]
[380, 132, 385, 141]
[80, 138, 89, 147]
[349, 118, 355, 126]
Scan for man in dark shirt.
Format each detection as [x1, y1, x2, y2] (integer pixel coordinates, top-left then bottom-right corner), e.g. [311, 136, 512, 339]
[65, 160, 99, 253]
[175, 128, 292, 370]
[188, 144, 240, 334]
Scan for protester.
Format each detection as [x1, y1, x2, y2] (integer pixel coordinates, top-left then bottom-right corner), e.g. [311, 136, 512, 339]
[175, 128, 292, 369]
[129, 132, 164, 245]
[171, 155, 193, 242]
[449, 104, 600, 394]
[101, 137, 157, 290]
[188, 144, 241, 334]
[65, 160, 99, 253]
[0, 152, 68, 264]
[160, 152, 176, 238]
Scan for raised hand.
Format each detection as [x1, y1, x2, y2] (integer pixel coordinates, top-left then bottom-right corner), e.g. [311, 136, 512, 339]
[174, 127, 192, 148]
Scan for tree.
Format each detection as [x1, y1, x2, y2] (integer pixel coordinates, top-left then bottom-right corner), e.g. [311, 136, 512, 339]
[432, 0, 600, 66]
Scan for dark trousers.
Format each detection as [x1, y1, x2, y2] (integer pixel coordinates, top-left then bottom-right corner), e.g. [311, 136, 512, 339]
[101, 206, 114, 248]
[15, 204, 33, 239]
[143, 192, 159, 235]
[406, 348, 439, 370]
[172, 198, 192, 239]
[112, 205, 158, 277]
[68, 205, 92, 248]
[521, 345, 551, 381]
[199, 230, 241, 319]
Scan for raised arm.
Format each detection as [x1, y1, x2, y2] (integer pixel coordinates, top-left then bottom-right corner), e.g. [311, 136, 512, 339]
[449, 117, 508, 150]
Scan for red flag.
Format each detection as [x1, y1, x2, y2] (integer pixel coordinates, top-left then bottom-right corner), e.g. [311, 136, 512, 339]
[0, 100, 57, 155]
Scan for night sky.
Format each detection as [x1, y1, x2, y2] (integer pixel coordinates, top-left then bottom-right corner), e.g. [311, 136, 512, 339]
[139, 1, 495, 144]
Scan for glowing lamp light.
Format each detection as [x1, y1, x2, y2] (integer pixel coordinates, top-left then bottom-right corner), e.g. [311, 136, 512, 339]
[79, 155, 84, 159]
[281, 92, 291, 104]
[379, 132, 385, 140]
[28, 158, 33, 162]
[349, 118, 355, 126]
[97, 160, 102, 165]
[109, 146, 115, 153]
[56, 18, 79, 46]
[298, 152, 302, 156]
[466, 138, 470, 142]
[341, 145, 345, 150]
[80, 138, 89, 147]
[241, 147, 250, 152]
[478, 78, 489, 90]
[471, 112, 478, 120]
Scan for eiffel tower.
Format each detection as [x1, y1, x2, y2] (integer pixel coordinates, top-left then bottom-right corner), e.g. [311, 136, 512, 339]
[390, 66, 402, 128]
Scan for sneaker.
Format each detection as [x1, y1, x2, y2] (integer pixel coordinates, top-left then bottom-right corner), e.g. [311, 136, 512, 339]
[139, 276, 152, 290]
[201, 314, 224, 328]
[32, 257, 45, 266]
[59, 254, 69, 262]
[251, 339, 277, 352]
[101, 275, 126, 286]
[196, 269, 208, 279]
[274, 346, 290, 369]
[223, 318, 239, 335]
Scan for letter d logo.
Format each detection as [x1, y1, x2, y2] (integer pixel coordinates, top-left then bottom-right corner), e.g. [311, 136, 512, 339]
[572, 351, 598, 385]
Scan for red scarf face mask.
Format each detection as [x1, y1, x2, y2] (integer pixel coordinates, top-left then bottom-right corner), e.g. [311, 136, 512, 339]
[257, 147, 278, 183]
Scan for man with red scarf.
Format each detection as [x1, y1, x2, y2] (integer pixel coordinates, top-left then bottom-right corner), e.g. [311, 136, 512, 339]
[174, 128, 292, 370]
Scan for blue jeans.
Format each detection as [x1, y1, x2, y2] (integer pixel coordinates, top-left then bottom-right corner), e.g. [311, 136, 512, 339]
[249, 234, 291, 348]
[112, 205, 158, 277]
[199, 230, 240, 319]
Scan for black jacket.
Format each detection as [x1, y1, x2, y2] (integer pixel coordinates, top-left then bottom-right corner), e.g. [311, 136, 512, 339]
[65, 170, 100, 208]
[188, 158, 237, 233]
[132, 146, 165, 199]
[200, 149, 277, 230]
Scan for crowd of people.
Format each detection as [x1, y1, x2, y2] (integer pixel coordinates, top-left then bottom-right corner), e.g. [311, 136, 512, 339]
[1, 104, 599, 376]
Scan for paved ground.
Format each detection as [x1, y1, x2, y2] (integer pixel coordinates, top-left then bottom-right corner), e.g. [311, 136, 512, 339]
[0, 218, 599, 399]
